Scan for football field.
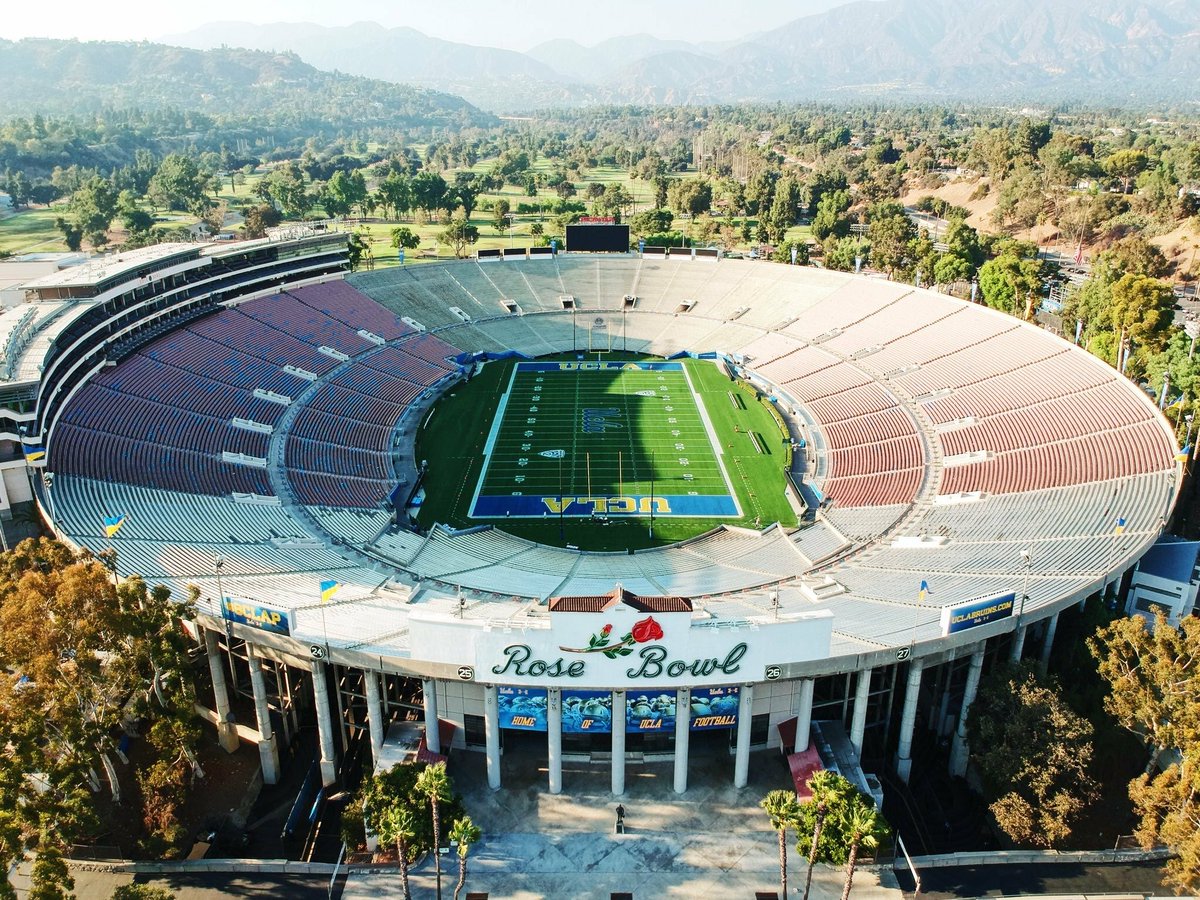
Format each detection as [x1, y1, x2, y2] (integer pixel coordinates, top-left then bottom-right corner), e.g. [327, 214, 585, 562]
[469, 360, 740, 518]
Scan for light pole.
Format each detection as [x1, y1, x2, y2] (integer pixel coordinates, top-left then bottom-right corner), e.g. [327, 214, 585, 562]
[1011, 547, 1032, 663]
[215, 554, 236, 685]
[1186, 413, 1195, 451]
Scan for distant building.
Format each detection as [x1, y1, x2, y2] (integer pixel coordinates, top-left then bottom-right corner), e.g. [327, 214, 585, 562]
[1126, 535, 1200, 626]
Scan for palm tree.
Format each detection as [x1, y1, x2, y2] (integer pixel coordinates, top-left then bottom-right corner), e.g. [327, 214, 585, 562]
[761, 789, 802, 899]
[376, 804, 418, 900]
[840, 794, 887, 900]
[449, 815, 482, 900]
[415, 761, 452, 900]
[802, 770, 844, 900]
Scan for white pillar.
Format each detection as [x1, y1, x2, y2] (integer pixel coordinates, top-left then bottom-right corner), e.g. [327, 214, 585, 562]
[365, 670, 385, 766]
[795, 678, 815, 753]
[950, 645, 986, 777]
[733, 684, 754, 788]
[310, 659, 337, 786]
[894, 659, 925, 784]
[204, 629, 240, 753]
[547, 688, 562, 794]
[422, 678, 440, 754]
[1038, 611, 1060, 672]
[1009, 624, 1028, 663]
[673, 688, 691, 795]
[611, 691, 626, 796]
[246, 645, 280, 784]
[849, 667, 872, 759]
[484, 685, 501, 791]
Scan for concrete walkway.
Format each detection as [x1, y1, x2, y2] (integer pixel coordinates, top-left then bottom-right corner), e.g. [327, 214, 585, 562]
[344, 745, 902, 899]
[345, 831, 896, 899]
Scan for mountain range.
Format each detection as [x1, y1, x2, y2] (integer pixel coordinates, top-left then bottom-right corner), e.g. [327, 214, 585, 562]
[166, 0, 1200, 110]
[0, 38, 494, 128]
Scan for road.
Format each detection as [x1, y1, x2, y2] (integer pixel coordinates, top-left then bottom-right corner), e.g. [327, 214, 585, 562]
[894, 861, 1176, 898]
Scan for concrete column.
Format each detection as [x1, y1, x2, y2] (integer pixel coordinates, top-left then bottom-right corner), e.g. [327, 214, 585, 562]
[422, 678, 440, 754]
[893, 659, 925, 784]
[794, 678, 815, 753]
[203, 629, 240, 753]
[1038, 611, 1060, 672]
[1009, 624, 1028, 663]
[365, 670, 385, 766]
[950, 645, 986, 777]
[849, 667, 872, 759]
[611, 691, 626, 796]
[245, 645, 280, 785]
[673, 688, 691, 795]
[547, 688, 562, 794]
[733, 684, 754, 788]
[484, 685, 501, 791]
[310, 659, 337, 786]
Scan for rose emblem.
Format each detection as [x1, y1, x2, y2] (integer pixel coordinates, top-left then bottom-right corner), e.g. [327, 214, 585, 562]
[561, 616, 663, 658]
[631, 616, 664, 643]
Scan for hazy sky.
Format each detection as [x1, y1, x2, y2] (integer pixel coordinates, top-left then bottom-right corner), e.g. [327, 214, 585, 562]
[4, 0, 857, 50]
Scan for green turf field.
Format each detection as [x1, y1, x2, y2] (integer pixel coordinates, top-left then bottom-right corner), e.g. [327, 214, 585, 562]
[415, 356, 797, 550]
[470, 360, 737, 519]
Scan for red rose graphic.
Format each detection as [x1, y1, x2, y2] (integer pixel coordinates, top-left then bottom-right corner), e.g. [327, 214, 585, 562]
[601, 624, 613, 637]
[631, 616, 664, 643]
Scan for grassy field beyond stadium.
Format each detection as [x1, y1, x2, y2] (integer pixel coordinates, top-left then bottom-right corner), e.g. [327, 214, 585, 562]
[416, 356, 797, 550]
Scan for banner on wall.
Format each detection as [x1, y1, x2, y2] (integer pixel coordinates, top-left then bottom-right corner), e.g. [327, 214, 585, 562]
[562, 690, 613, 733]
[687, 686, 741, 730]
[497, 686, 548, 730]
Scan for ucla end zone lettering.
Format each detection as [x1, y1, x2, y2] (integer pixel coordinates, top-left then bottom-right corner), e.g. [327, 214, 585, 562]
[516, 361, 684, 373]
[222, 597, 291, 635]
[470, 493, 739, 518]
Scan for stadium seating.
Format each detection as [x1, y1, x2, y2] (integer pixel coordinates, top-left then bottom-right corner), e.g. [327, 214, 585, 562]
[44, 258, 1179, 630]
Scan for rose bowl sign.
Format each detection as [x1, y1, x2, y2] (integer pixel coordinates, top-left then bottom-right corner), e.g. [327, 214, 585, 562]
[408, 603, 833, 690]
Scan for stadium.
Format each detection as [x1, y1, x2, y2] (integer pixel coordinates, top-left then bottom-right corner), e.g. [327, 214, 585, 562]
[0, 232, 1180, 801]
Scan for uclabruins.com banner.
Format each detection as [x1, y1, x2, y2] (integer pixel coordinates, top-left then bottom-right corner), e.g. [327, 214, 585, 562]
[222, 597, 291, 636]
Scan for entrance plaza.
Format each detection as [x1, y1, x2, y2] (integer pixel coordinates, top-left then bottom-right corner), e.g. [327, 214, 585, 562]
[343, 746, 902, 900]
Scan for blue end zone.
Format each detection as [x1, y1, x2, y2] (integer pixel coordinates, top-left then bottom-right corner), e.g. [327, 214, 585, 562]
[516, 361, 684, 372]
[471, 493, 738, 518]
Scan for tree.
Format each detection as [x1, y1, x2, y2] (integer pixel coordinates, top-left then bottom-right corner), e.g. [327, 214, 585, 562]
[667, 179, 713, 218]
[766, 177, 802, 243]
[1109, 273, 1175, 359]
[28, 844, 73, 900]
[1090, 614, 1200, 891]
[68, 176, 118, 248]
[376, 804, 418, 900]
[256, 162, 311, 218]
[866, 203, 917, 277]
[110, 886, 176, 900]
[967, 663, 1097, 847]
[811, 189, 851, 241]
[839, 792, 888, 900]
[347, 232, 372, 271]
[242, 205, 281, 239]
[391, 227, 420, 251]
[440, 208, 479, 258]
[761, 789, 802, 900]
[630, 209, 674, 236]
[449, 815, 481, 900]
[800, 771, 843, 900]
[453, 173, 484, 220]
[978, 252, 1042, 317]
[356, 761, 465, 863]
[1089, 612, 1200, 771]
[54, 217, 83, 252]
[411, 171, 449, 214]
[147, 155, 209, 213]
[491, 199, 511, 234]
[415, 762, 453, 900]
[1104, 149, 1150, 193]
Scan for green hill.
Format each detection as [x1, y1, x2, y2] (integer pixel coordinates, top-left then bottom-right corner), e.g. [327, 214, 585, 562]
[0, 38, 495, 129]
